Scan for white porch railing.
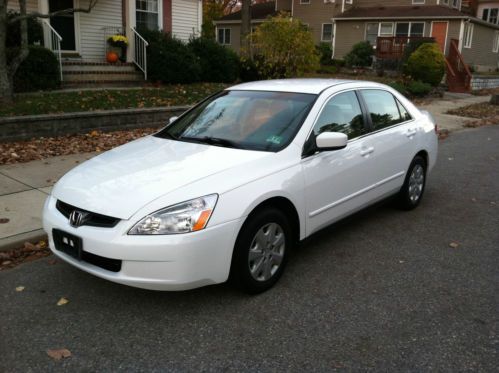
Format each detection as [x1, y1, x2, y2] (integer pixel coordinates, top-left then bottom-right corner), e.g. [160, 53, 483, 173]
[131, 27, 149, 80]
[41, 19, 63, 81]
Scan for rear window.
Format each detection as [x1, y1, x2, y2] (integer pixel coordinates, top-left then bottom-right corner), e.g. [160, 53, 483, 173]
[361, 90, 408, 130]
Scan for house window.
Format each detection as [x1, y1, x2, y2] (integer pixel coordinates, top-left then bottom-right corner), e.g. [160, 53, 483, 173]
[217, 28, 231, 45]
[482, 9, 489, 21]
[346, 0, 353, 4]
[380, 23, 394, 36]
[366, 23, 379, 45]
[493, 31, 499, 53]
[396, 23, 410, 37]
[396, 22, 424, 37]
[136, 0, 159, 30]
[412, 0, 425, 4]
[490, 9, 498, 24]
[463, 22, 473, 48]
[322, 24, 333, 41]
[410, 23, 425, 37]
[452, 0, 459, 8]
[300, 0, 310, 4]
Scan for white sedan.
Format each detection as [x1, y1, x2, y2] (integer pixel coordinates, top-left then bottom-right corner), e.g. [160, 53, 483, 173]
[43, 79, 438, 293]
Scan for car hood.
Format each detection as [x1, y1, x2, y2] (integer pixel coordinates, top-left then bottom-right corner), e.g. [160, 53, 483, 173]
[52, 136, 271, 219]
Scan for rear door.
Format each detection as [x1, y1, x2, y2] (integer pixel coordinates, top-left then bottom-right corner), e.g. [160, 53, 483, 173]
[358, 89, 419, 198]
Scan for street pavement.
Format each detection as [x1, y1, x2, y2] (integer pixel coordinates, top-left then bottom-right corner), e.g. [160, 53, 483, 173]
[0, 93, 491, 250]
[0, 125, 497, 371]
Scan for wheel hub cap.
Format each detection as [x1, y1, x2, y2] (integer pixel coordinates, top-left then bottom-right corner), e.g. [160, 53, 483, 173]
[248, 222, 285, 282]
[408, 164, 425, 203]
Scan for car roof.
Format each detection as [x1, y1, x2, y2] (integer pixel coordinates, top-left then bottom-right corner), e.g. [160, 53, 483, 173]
[227, 79, 381, 95]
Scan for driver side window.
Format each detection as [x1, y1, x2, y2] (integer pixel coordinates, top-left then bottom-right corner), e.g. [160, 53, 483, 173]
[313, 91, 367, 139]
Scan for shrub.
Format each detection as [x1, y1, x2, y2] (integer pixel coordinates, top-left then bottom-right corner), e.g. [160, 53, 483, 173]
[344, 41, 374, 68]
[239, 57, 262, 82]
[405, 43, 445, 86]
[406, 80, 432, 97]
[10, 46, 60, 92]
[251, 14, 320, 78]
[316, 42, 333, 66]
[188, 37, 239, 83]
[316, 65, 338, 75]
[140, 29, 201, 84]
[389, 81, 409, 96]
[6, 11, 44, 47]
[402, 37, 435, 65]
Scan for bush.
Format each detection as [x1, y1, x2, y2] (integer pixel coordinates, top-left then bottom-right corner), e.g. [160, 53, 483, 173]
[405, 43, 445, 86]
[344, 41, 374, 68]
[316, 65, 338, 75]
[389, 81, 409, 96]
[6, 11, 44, 47]
[406, 80, 432, 97]
[140, 29, 201, 84]
[239, 57, 262, 82]
[251, 14, 320, 78]
[401, 37, 435, 65]
[188, 37, 239, 83]
[316, 42, 333, 66]
[10, 46, 61, 92]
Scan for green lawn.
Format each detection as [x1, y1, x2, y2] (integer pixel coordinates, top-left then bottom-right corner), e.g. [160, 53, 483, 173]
[0, 83, 228, 117]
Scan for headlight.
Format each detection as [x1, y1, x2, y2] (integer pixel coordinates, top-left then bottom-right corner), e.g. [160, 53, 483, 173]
[128, 194, 218, 235]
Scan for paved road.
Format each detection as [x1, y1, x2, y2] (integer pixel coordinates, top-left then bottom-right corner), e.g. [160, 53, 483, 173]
[1, 126, 498, 372]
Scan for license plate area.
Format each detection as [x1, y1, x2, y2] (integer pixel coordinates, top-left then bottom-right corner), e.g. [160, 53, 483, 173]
[53, 229, 83, 260]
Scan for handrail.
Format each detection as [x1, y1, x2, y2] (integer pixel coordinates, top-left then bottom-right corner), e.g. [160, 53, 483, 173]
[131, 27, 149, 81]
[444, 58, 456, 77]
[450, 39, 472, 78]
[41, 19, 63, 81]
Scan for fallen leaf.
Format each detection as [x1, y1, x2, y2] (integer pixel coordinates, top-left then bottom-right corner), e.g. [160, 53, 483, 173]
[471, 198, 477, 202]
[47, 348, 72, 361]
[57, 297, 69, 306]
[0, 218, 9, 224]
[449, 242, 459, 249]
[37, 240, 47, 249]
[15, 286, 25, 292]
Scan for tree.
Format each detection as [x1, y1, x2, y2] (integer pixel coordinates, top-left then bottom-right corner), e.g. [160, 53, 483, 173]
[251, 13, 320, 78]
[0, 0, 98, 104]
[201, 0, 238, 38]
[240, 0, 251, 57]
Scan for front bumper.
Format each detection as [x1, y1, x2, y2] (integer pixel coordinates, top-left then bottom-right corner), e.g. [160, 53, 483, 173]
[43, 196, 243, 291]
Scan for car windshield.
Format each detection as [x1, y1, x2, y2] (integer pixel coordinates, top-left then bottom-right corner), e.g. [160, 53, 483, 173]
[155, 90, 317, 152]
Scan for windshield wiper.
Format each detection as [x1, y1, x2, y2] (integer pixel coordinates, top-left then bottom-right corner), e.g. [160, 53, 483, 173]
[180, 136, 243, 149]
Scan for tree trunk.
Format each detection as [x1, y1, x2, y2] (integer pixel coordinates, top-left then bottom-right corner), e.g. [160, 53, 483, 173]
[240, 0, 251, 57]
[0, 0, 13, 104]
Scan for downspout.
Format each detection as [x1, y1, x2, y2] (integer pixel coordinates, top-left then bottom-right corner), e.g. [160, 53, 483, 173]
[332, 20, 336, 59]
[342, 0, 345, 14]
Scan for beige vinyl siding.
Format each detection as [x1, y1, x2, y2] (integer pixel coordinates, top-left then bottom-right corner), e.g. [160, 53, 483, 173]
[333, 21, 365, 59]
[6, 0, 38, 13]
[461, 22, 499, 70]
[292, 0, 340, 44]
[444, 19, 461, 55]
[276, 0, 292, 12]
[172, 0, 201, 42]
[216, 24, 241, 52]
[78, 0, 122, 61]
[348, 0, 441, 8]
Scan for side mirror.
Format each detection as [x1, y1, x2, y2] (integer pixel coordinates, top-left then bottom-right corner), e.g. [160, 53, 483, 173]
[169, 116, 178, 125]
[316, 132, 348, 151]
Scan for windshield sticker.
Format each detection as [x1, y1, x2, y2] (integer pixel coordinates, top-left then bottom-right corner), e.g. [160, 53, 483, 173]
[266, 135, 282, 145]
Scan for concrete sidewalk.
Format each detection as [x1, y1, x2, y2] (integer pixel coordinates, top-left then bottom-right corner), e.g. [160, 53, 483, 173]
[0, 93, 493, 250]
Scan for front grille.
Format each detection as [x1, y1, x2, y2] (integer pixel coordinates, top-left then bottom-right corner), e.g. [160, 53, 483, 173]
[56, 200, 120, 228]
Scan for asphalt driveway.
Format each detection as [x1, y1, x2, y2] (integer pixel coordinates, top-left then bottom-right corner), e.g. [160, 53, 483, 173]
[1, 126, 497, 372]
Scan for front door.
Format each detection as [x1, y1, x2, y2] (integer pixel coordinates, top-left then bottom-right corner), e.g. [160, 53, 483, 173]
[49, 0, 76, 51]
[431, 21, 448, 53]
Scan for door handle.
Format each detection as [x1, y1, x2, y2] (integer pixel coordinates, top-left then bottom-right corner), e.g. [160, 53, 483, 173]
[406, 129, 417, 138]
[360, 146, 374, 156]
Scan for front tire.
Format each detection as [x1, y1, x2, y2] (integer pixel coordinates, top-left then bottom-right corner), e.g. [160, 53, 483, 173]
[398, 155, 427, 210]
[230, 208, 291, 294]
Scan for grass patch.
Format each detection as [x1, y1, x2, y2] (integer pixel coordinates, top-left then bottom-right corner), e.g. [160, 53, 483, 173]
[0, 83, 228, 117]
[447, 102, 499, 119]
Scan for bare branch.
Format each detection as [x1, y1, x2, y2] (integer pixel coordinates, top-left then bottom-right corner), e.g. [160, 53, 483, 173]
[8, 0, 99, 23]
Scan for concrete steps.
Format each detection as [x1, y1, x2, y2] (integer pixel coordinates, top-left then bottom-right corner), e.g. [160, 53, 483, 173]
[61, 61, 145, 87]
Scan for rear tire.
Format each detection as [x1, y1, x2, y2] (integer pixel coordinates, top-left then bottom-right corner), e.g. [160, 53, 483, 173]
[230, 207, 291, 294]
[397, 155, 427, 210]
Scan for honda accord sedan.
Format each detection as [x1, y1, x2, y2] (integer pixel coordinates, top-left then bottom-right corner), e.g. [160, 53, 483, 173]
[43, 79, 438, 293]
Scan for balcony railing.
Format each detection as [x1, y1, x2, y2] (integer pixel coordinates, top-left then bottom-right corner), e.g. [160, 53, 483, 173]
[376, 36, 435, 60]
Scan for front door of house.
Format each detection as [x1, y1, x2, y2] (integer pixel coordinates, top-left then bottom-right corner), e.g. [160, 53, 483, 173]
[49, 0, 76, 51]
[431, 22, 448, 54]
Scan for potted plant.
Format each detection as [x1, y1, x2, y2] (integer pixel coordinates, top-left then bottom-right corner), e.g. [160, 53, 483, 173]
[107, 34, 128, 63]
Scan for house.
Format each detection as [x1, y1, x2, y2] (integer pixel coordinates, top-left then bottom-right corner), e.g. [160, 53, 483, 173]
[215, 0, 498, 91]
[7, 0, 203, 85]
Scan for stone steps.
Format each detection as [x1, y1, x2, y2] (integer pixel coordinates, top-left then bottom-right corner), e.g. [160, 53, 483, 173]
[61, 61, 145, 86]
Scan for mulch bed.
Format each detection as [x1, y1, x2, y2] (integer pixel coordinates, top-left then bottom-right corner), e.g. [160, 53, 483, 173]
[0, 240, 52, 271]
[0, 127, 159, 165]
[446, 102, 499, 129]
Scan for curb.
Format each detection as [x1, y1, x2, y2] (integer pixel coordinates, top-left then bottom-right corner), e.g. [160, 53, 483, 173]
[0, 229, 47, 252]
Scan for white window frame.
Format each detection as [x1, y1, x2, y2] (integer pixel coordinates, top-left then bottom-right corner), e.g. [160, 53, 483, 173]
[412, 0, 425, 4]
[395, 22, 425, 37]
[321, 23, 333, 41]
[134, 0, 163, 30]
[346, 0, 353, 4]
[463, 22, 473, 48]
[452, 0, 459, 9]
[379, 22, 394, 36]
[217, 28, 231, 45]
[493, 31, 499, 53]
[300, 0, 310, 4]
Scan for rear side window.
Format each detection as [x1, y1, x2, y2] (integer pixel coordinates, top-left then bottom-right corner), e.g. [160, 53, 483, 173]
[361, 90, 407, 130]
[313, 91, 367, 139]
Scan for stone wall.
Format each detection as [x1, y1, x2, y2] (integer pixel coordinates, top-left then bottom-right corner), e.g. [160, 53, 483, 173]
[471, 76, 499, 91]
[0, 106, 190, 143]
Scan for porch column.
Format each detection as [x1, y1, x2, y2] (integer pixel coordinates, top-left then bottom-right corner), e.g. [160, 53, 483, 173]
[125, 0, 134, 62]
[163, 0, 172, 33]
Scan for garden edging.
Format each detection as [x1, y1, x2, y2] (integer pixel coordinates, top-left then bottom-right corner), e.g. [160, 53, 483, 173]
[0, 106, 191, 142]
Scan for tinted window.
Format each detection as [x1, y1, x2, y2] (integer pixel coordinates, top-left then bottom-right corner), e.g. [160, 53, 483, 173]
[313, 91, 366, 139]
[361, 90, 404, 130]
[157, 90, 316, 152]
